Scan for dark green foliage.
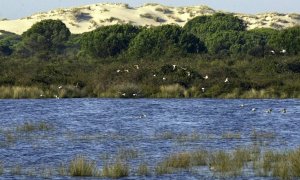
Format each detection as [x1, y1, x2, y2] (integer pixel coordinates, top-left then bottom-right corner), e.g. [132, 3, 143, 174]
[273, 26, 300, 55]
[80, 24, 140, 58]
[18, 19, 71, 58]
[184, 13, 246, 40]
[0, 15, 299, 98]
[0, 31, 21, 56]
[128, 25, 206, 58]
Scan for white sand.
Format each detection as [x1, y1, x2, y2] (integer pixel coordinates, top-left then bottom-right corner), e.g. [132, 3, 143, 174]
[0, 3, 299, 34]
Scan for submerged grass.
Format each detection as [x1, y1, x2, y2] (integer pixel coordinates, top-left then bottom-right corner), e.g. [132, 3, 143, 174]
[16, 121, 53, 132]
[0, 162, 3, 175]
[137, 163, 150, 176]
[117, 148, 139, 160]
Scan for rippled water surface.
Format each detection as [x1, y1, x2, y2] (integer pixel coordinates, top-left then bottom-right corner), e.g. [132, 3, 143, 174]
[0, 98, 299, 179]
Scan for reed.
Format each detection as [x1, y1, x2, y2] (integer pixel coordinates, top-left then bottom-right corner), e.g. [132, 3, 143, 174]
[10, 165, 22, 175]
[0, 86, 44, 99]
[69, 155, 97, 177]
[16, 121, 53, 132]
[222, 132, 241, 139]
[0, 162, 3, 175]
[102, 161, 129, 178]
[117, 148, 139, 160]
[137, 163, 150, 176]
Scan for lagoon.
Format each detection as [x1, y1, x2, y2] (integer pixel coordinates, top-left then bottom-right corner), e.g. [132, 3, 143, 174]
[0, 98, 299, 179]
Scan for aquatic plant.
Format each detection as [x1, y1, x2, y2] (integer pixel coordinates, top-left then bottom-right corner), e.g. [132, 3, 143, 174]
[69, 156, 98, 176]
[137, 163, 150, 176]
[117, 148, 139, 160]
[16, 121, 53, 132]
[102, 161, 129, 178]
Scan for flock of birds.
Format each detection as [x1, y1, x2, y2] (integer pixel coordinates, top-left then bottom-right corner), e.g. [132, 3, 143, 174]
[44, 49, 286, 99]
[270, 49, 287, 55]
[115, 64, 230, 97]
[240, 104, 287, 114]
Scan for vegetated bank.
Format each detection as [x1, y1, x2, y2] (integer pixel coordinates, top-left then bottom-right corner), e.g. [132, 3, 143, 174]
[0, 13, 299, 99]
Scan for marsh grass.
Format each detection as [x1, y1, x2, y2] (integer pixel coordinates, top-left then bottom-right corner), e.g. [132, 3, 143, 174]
[16, 121, 53, 132]
[222, 132, 241, 139]
[155, 163, 173, 175]
[163, 152, 191, 169]
[209, 148, 252, 177]
[102, 161, 129, 178]
[157, 84, 185, 98]
[137, 163, 150, 176]
[117, 148, 139, 160]
[0, 162, 3, 175]
[190, 150, 208, 166]
[58, 163, 68, 176]
[10, 165, 22, 175]
[0, 86, 44, 99]
[69, 156, 98, 177]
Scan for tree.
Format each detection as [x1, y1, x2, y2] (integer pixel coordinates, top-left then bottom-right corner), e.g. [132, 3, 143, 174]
[242, 28, 279, 56]
[184, 13, 246, 40]
[19, 19, 71, 57]
[274, 26, 300, 54]
[0, 31, 21, 56]
[128, 25, 206, 58]
[80, 24, 140, 58]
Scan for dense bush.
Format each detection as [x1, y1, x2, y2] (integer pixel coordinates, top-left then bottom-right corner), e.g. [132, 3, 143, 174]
[80, 24, 140, 58]
[127, 25, 206, 58]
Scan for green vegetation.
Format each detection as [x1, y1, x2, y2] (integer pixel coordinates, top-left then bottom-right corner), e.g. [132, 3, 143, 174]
[69, 156, 98, 176]
[0, 13, 299, 98]
[102, 161, 129, 178]
[137, 163, 150, 176]
[16, 121, 53, 132]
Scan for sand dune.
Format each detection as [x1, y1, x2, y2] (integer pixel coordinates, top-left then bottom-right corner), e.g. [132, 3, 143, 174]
[0, 3, 299, 34]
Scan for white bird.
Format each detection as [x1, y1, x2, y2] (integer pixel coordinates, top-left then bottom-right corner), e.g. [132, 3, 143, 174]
[251, 108, 257, 112]
[134, 65, 139, 70]
[133, 93, 137, 97]
[172, 65, 177, 70]
[270, 50, 275, 54]
[204, 75, 209, 79]
[281, 108, 287, 113]
[58, 85, 63, 89]
[187, 71, 191, 77]
[124, 69, 129, 73]
[122, 93, 126, 96]
[280, 49, 286, 54]
[163, 77, 166, 81]
[116, 69, 121, 73]
[40, 94, 44, 97]
[240, 104, 245, 108]
[153, 74, 157, 77]
[224, 78, 229, 83]
[54, 95, 59, 99]
[201, 87, 205, 92]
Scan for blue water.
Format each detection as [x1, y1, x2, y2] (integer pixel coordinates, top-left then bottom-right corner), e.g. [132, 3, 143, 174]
[0, 98, 299, 179]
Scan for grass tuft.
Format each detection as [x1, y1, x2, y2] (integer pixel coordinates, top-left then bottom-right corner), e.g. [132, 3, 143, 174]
[102, 161, 129, 178]
[16, 121, 53, 132]
[69, 156, 97, 177]
[137, 163, 150, 176]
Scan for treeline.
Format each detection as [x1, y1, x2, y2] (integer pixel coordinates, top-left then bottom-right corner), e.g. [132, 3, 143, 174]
[0, 13, 299, 98]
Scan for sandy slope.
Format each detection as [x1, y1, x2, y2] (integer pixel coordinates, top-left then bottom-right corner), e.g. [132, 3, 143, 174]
[0, 3, 299, 34]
